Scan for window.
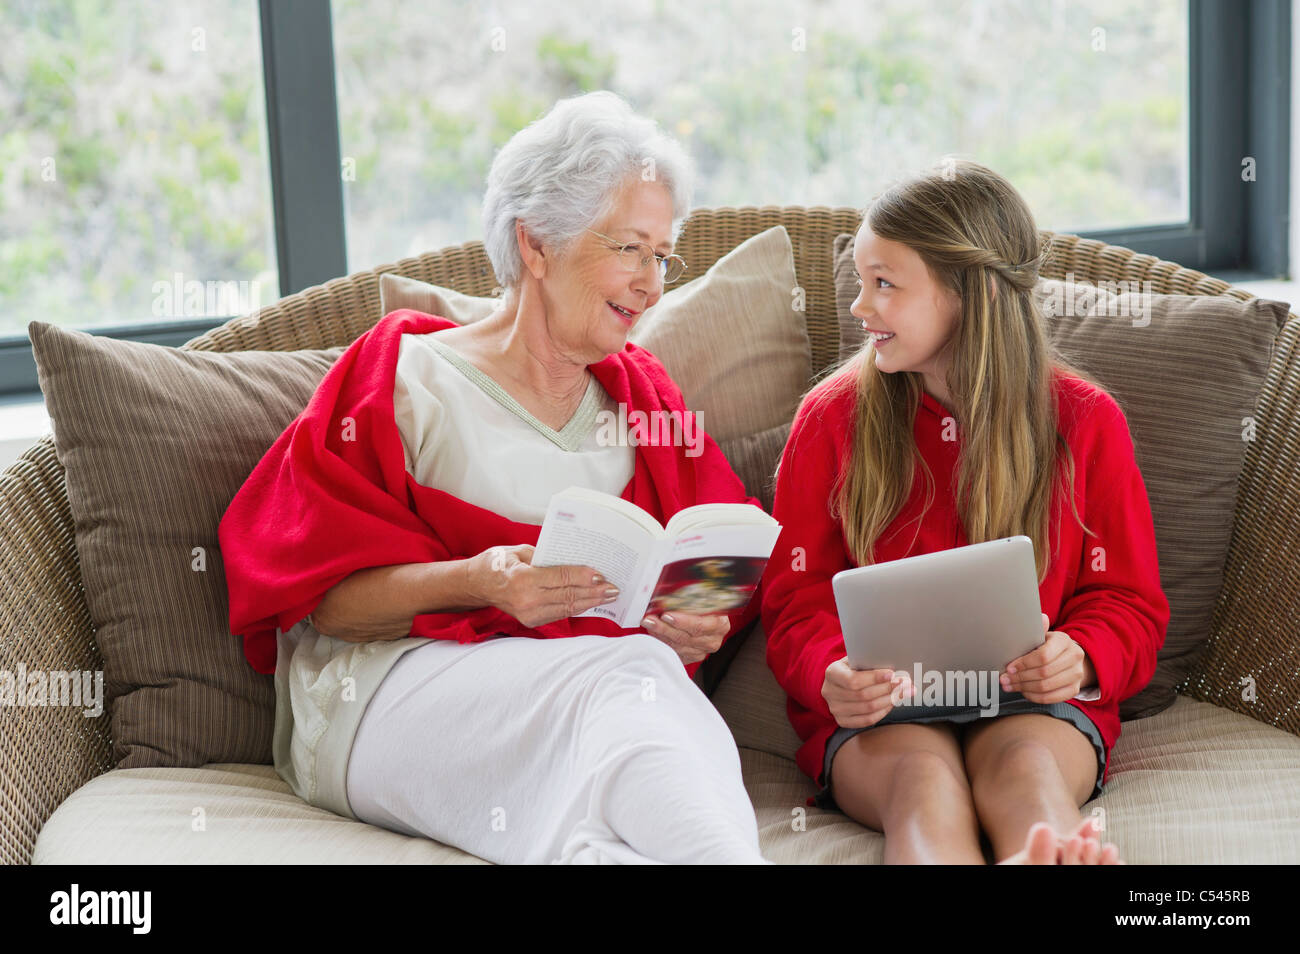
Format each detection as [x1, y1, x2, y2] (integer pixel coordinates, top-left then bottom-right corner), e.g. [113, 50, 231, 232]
[331, 0, 1188, 272]
[1, 0, 1286, 397]
[1, 0, 277, 340]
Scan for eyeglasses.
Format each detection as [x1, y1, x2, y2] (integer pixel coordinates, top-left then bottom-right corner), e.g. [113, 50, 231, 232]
[586, 229, 688, 284]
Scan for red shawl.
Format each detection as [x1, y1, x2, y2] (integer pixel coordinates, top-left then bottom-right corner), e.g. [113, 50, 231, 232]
[219, 309, 761, 676]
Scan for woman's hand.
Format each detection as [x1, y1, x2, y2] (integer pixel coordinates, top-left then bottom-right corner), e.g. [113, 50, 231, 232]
[1000, 613, 1097, 703]
[467, 544, 619, 628]
[822, 658, 915, 729]
[640, 611, 731, 664]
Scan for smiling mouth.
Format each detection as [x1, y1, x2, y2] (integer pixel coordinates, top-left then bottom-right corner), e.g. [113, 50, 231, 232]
[607, 301, 638, 323]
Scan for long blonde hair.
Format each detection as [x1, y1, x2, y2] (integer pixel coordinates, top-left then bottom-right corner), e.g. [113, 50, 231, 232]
[818, 159, 1103, 582]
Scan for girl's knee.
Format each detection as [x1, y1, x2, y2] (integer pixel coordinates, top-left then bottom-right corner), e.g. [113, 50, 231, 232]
[969, 737, 1060, 791]
[839, 741, 967, 797]
[889, 747, 969, 793]
[835, 745, 973, 831]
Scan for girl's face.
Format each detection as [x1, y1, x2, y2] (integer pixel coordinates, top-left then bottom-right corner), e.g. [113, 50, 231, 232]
[850, 223, 962, 408]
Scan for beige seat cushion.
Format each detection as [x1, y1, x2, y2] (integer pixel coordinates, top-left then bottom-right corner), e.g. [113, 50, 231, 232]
[716, 625, 1300, 862]
[33, 686, 1300, 864]
[742, 747, 885, 863]
[32, 763, 485, 864]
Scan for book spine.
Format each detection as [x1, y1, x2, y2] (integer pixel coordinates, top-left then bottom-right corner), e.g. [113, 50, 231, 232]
[623, 536, 669, 626]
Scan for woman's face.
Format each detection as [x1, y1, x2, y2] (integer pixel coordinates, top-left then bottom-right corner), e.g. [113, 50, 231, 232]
[542, 178, 675, 361]
[850, 223, 962, 406]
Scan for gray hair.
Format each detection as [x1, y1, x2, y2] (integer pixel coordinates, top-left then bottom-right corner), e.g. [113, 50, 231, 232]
[481, 90, 695, 291]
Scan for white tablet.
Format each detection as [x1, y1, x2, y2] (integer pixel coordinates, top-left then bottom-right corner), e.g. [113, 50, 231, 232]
[831, 535, 1044, 677]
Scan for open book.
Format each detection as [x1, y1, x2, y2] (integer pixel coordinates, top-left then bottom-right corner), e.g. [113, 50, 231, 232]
[531, 486, 782, 627]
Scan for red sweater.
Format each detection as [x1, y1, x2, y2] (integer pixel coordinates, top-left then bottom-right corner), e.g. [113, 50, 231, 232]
[218, 309, 760, 676]
[761, 364, 1170, 788]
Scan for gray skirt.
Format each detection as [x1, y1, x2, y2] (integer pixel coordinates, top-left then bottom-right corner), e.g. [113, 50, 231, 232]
[814, 690, 1106, 812]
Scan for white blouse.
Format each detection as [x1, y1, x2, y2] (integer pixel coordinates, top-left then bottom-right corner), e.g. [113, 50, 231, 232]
[392, 332, 636, 522]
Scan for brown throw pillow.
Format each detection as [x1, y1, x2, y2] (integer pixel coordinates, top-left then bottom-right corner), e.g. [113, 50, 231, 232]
[30, 320, 344, 768]
[833, 231, 868, 365]
[716, 422, 792, 514]
[829, 235, 1290, 719]
[1038, 284, 1289, 717]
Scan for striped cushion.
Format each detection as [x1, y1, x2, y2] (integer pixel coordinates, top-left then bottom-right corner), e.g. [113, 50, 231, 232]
[716, 421, 791, 514]
[1038, 284, 1287, 715]
[29, 320, 343, 768]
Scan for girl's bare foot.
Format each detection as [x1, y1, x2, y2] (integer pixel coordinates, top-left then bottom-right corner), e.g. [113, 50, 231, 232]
[997, 822, 1058, 864]
[998, 819, 1126, 864]
[1062, 816, 1124, 864]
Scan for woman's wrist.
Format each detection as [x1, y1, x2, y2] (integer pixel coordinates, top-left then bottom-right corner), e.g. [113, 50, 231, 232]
[458, 556, 491, 610]
[417, 557, 490, 614]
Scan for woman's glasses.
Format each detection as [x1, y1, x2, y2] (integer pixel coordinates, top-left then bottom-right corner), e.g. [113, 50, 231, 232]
[586, 228, 687, 283]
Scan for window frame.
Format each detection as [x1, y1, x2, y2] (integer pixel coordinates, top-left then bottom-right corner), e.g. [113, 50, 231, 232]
[0, 0, 1288, 396]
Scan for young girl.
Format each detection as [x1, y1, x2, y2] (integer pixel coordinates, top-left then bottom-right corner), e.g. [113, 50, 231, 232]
[761, 159, 1170, 864]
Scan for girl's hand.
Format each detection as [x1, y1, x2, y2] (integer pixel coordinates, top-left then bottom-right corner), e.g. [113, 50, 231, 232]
[822, 657, 915, 729]
[640, 611, 730, 664]
[1001, 613, 1097, 703]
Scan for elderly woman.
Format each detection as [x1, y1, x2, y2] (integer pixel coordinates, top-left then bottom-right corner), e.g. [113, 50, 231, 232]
[218, 91, 769, 864]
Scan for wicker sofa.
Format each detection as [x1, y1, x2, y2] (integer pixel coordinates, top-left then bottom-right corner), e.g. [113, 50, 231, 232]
[5, 205, 1300, 864]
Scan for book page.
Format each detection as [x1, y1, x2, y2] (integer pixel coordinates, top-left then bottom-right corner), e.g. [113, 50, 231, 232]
[664, 502, 777, 536]
[557, 485, 666, 537]
[531, 496, 658, 626]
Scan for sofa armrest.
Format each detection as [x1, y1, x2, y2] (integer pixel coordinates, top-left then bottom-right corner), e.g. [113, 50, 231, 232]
[1181, 316, 1300, 739]
[0, 436, 114, 864]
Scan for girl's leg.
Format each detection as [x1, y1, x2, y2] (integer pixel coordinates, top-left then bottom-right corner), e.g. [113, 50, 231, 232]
[960, 713, 1102, 863]
[829, 722, 986, 864]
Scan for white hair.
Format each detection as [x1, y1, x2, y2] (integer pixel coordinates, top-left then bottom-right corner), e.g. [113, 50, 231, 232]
[481, 90, 695, 291]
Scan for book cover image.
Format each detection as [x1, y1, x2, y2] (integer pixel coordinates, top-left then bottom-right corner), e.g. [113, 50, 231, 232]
[646, 556, 765, 615]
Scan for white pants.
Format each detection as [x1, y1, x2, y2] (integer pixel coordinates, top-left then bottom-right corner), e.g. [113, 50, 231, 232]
[345, 632, 769, 864]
